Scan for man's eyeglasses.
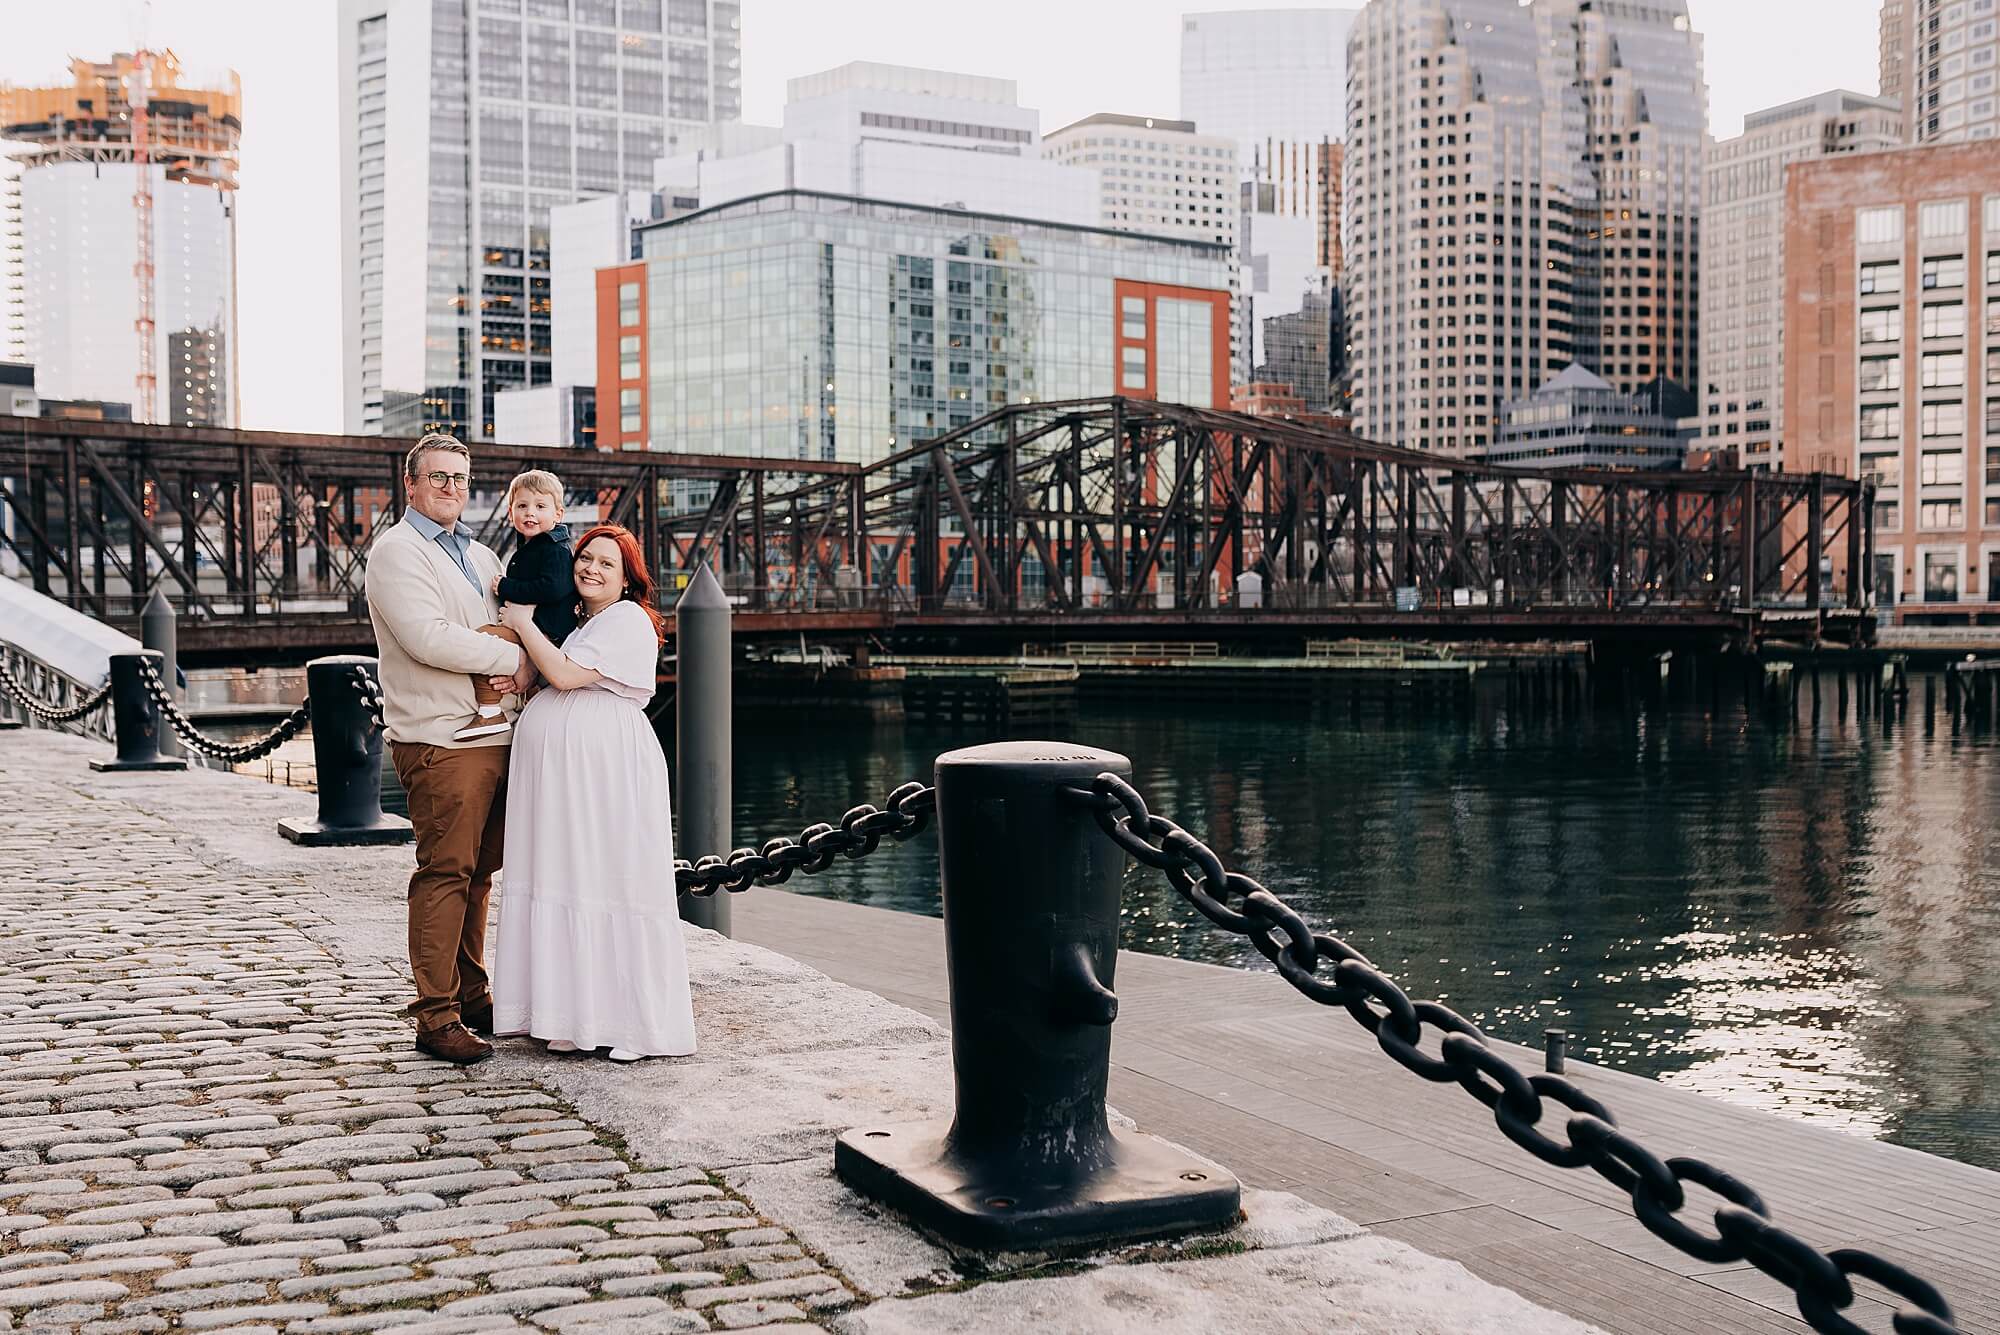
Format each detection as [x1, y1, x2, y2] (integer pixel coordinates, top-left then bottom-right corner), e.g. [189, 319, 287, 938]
[423, 471, 472, 490]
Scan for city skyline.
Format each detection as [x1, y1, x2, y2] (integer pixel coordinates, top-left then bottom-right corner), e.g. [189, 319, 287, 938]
[4, 0, 1885, 436]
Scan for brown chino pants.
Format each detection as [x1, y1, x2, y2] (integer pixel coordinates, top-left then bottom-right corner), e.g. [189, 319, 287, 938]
[391, 741, 509, 1034]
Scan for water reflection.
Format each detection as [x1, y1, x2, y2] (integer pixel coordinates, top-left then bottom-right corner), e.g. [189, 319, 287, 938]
[722, 667, 2000, 1171]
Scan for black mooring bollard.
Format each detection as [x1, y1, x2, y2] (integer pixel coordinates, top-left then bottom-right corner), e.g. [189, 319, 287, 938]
[90, 651, 187, 773]
[835, 741, 1241, 1251]
[278, 656, 413, 846]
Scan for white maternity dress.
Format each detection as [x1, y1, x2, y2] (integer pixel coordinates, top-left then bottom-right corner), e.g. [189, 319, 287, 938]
[493, 599, 696, 1056]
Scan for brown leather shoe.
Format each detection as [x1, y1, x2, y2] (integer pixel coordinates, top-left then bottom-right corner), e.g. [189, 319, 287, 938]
[415, 1022, 492, 1065]
[462, 999, 494, 1037]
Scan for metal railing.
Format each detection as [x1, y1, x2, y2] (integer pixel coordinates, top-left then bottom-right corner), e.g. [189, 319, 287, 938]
[0, 645, 113, 736]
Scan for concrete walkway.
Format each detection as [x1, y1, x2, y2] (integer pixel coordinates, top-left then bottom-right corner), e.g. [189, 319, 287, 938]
[733, 887, 2000, 1334]
[0, 749, 858, 1334]
[0, 729, 1618, 1334]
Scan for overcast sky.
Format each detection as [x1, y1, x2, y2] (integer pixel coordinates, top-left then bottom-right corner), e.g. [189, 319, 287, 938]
[4, 0, 1885, 435]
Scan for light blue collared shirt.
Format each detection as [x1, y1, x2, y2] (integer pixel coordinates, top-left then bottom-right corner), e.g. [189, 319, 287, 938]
[404, 509, 483, 592]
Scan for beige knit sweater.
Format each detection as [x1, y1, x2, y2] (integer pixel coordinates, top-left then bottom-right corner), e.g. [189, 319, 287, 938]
[363, 516, 523, 748]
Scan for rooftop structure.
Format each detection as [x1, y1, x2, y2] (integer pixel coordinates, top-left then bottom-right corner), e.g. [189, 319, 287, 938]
[1485, 362, 1694, 470]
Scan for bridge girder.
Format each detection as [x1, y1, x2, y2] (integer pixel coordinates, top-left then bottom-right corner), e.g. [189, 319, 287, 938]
[0, 401, 1874, 662]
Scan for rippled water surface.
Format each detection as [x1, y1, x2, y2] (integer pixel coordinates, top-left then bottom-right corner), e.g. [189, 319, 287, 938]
[719, 670, 2000, 1171]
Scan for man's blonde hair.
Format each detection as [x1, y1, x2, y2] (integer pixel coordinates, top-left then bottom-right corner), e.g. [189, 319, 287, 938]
[405, 432, 471, 481]
[506, 468, 564, 508]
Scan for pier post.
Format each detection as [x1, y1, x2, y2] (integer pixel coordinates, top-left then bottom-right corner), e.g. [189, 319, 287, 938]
[676, 564, 733, 938]
[835, 741, 1241, 1249]
[140, 587, 180, 759]
[278, 657, 412, 846]
[89, 651, 186, 773]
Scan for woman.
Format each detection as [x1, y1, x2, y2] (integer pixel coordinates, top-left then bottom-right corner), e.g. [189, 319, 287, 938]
[491, 524, 694, 1061]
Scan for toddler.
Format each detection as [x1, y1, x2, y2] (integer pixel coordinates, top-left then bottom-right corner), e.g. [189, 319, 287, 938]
[455, 469, 578, 740]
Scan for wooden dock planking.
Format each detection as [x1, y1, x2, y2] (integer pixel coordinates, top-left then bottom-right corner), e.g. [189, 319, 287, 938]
[734, 888, 2000, 1333]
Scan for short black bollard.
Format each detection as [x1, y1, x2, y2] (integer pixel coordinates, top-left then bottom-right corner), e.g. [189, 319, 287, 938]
[278, 656, 413, 846]
[90, 651, 187, 772]
[835, 741, 1240, 1251]
[1544, 1027, 1568, 1074]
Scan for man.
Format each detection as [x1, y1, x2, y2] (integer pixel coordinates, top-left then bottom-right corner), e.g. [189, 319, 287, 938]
[365, 433, 525, 1065]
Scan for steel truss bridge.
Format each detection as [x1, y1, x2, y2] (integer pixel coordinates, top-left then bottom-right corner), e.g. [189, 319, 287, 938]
[2, 401, 1874, 663]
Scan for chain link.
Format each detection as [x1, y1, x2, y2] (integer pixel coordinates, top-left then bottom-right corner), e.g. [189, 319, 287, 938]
[1064, 771, 1960, 1335]
[136, 659, 312, 765]
[674, 782, 933, 896]
[0, 660, 113, 723]
[350, 664, 386, 733]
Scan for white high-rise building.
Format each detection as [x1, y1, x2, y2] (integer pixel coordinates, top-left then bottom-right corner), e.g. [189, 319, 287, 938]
[1, 148, 23, 364]
[1, 54, 241, 425]
[1042, 113, 1238, 247]
[654, 62, 1096, 226]
[1700, 91, 1901, 471]
[1888, 0, 2000, 143]
[1343, 0, 1705, 456]
[337, 0, 739, 441]
[1181, 9, 1358, 382]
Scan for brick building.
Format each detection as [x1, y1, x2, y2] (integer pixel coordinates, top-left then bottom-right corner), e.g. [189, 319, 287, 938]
[1782, 141, 2000, 609]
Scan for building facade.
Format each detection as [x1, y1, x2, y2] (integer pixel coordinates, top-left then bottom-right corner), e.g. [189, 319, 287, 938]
[492, 383, 596, 446]
[1256, 289, 1335, 414]
[1344, 0, 1595, 457]
[336, 0, 739, 442]
[1, 53, 241, 426]
[1701, 90, 1901, 471]
[656, 63, 1096, 227]
[1343, 0, 1704, 457]
[1, 155, 22, 363]
[1180, 9, 1357, 383]
[1781, 141, 1999, 608]
[631, 191, 1230, 463]
[1485, 362, 1692, 469]
[1887, 0, 2000, 144]
[1881, 0, 1908, 109]
[1573, 0, 1705, 395]
[1043, 113, 1238, 247]
[1, 363, 35, 418]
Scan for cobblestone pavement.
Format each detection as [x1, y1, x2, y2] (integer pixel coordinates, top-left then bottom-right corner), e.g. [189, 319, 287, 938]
[0, 759, 855, 1334]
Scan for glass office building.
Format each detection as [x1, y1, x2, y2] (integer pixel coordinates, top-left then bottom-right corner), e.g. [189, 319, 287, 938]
[636, 191, 1232, 463]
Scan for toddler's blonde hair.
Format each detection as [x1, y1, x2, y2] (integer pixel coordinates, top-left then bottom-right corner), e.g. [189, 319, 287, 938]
[505, 469, 564, 509]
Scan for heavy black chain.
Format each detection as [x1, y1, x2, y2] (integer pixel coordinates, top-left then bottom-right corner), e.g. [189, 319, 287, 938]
[136, 659, 312, 765]
[1066, 771, 1960, 1335]
[0, 660, 113, 723]
[675, 782, 934, 896]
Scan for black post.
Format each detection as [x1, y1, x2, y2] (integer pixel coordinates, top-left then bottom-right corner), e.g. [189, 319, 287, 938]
[278, 656, 413, 846]
[90, 651, 186, 773]
[141, 588, 180, 759]
[835, 741, 1241, 1251]
[676, 564, 732, 937]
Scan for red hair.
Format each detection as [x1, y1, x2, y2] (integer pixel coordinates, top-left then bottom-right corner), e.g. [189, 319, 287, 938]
[573, 524, 666, 643]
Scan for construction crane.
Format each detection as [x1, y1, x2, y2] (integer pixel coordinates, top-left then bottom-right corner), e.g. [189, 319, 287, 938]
[125, 50, 157, 425]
